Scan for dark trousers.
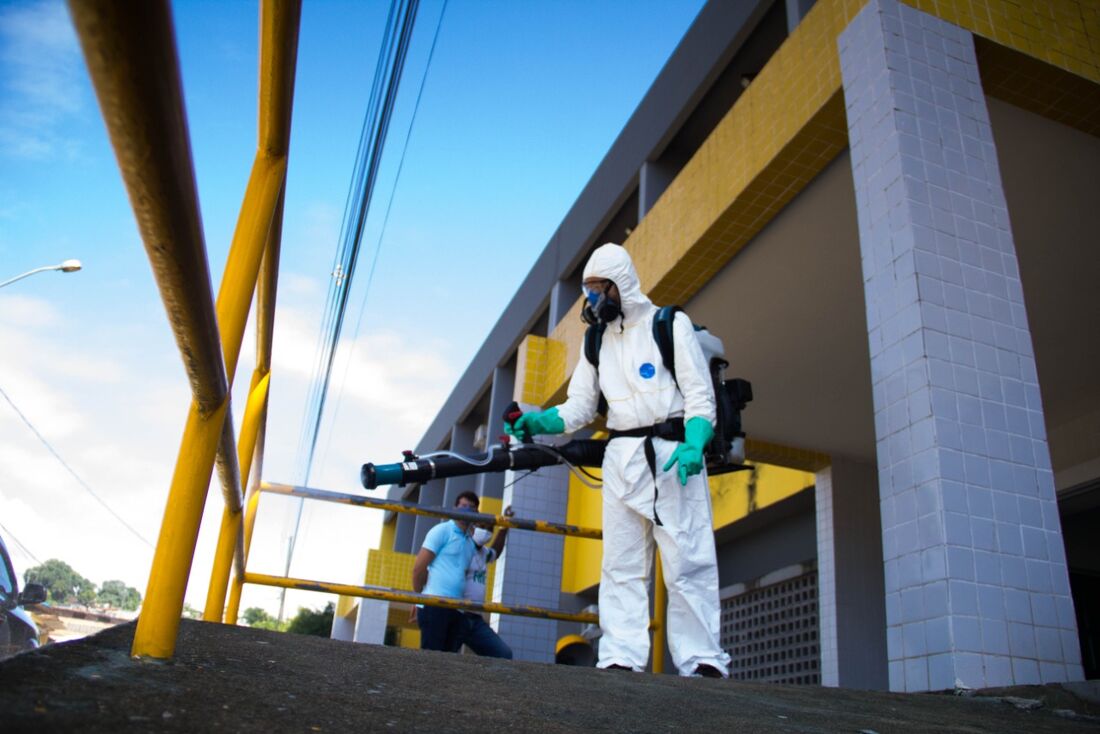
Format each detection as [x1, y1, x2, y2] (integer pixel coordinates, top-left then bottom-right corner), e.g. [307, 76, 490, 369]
[417, 606, 512, 659]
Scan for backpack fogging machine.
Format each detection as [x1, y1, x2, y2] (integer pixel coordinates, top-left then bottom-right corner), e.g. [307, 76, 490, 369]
[361, 315, 753, 491]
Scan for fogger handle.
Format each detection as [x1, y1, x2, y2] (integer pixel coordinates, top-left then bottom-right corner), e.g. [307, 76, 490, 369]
[503, 400, 523, 428]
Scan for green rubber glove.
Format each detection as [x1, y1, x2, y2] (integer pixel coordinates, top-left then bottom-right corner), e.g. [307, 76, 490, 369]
[504, 407, 565, 443]
[662, 416, 714, 486]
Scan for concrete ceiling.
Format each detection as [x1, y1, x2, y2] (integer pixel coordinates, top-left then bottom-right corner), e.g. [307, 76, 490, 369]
[687, 150, 876, 464]
[684, 97, 1100, 479]
[987, 96, 1100, 483]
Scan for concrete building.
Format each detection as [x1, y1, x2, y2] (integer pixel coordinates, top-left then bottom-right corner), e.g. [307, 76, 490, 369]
[343, 0, 1099, 692]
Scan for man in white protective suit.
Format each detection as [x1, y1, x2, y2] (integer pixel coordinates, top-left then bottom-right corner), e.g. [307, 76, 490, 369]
[504, 243, 730, 678]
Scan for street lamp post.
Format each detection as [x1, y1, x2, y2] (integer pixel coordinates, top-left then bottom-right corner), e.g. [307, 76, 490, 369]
[0, 260, 83, 289]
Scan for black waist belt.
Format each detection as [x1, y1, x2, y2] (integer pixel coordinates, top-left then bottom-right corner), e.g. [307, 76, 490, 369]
[608, 418, 685, 443]
[607, 418, 685, 526]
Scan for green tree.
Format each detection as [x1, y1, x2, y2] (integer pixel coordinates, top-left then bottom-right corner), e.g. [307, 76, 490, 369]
[285, 602, 334, 637]
[243, 607, 273, 626]
[98, 580, 141, 610]
[24, 559, 96, 606]
[242, 606, 286, 631]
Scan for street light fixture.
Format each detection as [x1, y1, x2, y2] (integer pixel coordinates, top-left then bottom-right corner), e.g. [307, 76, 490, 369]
[0, 260, 83, 289]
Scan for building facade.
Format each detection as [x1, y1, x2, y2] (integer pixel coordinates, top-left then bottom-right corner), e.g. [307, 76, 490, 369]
[346, 0, 1099, 692]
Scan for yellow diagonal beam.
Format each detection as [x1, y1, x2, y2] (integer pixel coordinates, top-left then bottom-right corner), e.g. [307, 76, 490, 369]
[204, 371, 271, 620]
[205, 0, 301, 623]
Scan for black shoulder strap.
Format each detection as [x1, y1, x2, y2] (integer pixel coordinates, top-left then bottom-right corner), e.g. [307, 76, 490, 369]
[583, 323, 605, 368]
[652, 305, 683, 386]
[583, 323, 609, 416]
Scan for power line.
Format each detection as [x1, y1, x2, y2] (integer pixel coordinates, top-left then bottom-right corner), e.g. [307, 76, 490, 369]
[302, 0, 451, 560]
[0, 519, 42, 567]
[296, 0, 406, 478]
[319, 0, 450, 478]
[0, 384, 154, 550]
[295, 0, 421, 487]
[282, 0, 429, 620]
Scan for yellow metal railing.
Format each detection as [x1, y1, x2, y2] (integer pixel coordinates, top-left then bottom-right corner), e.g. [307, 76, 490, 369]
[246, 573, 600, 626]
[260, 482, 605, 540]
[68, 0, 301, 659]
[234, 482, 669, 673]
[237, 482, 605, 628]
[70, 0, 669, 671]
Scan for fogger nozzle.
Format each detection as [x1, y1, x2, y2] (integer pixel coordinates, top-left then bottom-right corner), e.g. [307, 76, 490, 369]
[361, 441, 607, 490]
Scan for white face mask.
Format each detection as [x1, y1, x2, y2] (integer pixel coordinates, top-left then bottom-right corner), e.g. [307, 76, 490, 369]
[472, 527, 493, 546]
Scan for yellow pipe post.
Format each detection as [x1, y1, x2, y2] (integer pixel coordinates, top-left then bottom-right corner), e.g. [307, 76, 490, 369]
[226, 482, 264, 624]
[652, 555, 667, 675]
[216, 159, 287, 384]
[138, 401, 228, 658]
[205, 0, 300, 619]
[202, 159, 286, 612]
[225, 211, 283, 626]
[204, 372, 271, 620]
[204, 162, 285, 556]
[68, 0, 237, 660]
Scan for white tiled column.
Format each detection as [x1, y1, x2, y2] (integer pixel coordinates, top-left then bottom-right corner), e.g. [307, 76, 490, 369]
[352, 599, 388, 644]
[489, 409, 570, 662]
[816, 458, 888, 689]
[839, 0, 1082, 692]
[478, 363, 517, 500]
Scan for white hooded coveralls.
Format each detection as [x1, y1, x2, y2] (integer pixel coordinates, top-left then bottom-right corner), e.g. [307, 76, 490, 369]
[555, 244, 730, 676]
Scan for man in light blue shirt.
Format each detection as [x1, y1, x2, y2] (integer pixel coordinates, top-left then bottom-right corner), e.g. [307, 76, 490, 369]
[412, 491, 479, 651]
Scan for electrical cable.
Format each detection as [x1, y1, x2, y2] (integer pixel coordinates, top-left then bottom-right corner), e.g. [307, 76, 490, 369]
[296, 0, 420, 489]
[318, 0, 449, 478]
[281, 0, 424, 619]
[0, 384, 153, 549]
[296, 0, 406, 477]
[0, 519, 42, 567]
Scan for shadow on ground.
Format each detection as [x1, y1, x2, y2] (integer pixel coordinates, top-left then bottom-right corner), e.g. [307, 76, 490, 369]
[0, 619, 1096, 732]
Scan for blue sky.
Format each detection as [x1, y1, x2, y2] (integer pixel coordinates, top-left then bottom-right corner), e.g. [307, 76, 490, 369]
[0, 0, 703, 616]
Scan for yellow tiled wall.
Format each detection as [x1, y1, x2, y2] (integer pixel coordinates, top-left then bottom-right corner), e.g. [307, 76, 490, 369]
[903, 0, 1100, 83]
[561, 461, 817, 594]
[514, 334, 567, 406]
[561, 469, 604, 594]
[744, 438, 831, 474]
[387, 605, 420, 649]
[478, 495, 502, 606]
[537, 0, 1100, 431]
[365, 548, 416, 591]
[709, 463, 816, 530]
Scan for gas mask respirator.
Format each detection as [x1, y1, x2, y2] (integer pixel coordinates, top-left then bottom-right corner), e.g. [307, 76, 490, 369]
[581, 281, 622, 325]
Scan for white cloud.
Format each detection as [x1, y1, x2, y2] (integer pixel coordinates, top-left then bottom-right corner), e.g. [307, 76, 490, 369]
[0, 0, 86, 160]
[272, 305, 455, 431]
[280, 273, 320, 297]
[0, 292, 62, 328]
[0, 363, 86, 439]
[0, 286, 458, 619]
[0, 292, 174, 598]
[0, 295, 126, 387]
